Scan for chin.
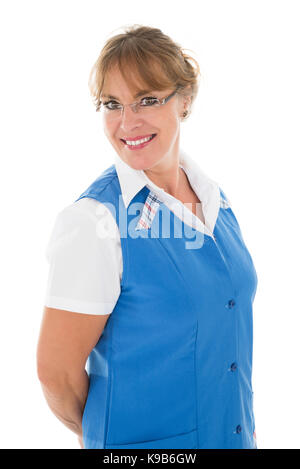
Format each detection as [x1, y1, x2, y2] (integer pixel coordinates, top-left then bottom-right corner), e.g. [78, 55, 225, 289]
[119, 152, 151, 169]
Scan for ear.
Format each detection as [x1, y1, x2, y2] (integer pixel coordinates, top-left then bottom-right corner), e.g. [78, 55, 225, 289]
[177, 87, 192, 119]
[182, 85, 192, 110]
[183, 94, 192, 111]
[180, 95, 191, 119]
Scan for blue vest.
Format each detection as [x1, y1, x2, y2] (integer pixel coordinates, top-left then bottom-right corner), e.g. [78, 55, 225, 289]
[75, 163, 258, 449]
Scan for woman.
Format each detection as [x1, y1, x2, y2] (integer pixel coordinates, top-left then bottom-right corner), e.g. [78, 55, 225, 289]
[37, 25, 258, 449]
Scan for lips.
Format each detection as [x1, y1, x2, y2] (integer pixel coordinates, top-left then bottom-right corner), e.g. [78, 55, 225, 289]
[120, 134, 156, 143]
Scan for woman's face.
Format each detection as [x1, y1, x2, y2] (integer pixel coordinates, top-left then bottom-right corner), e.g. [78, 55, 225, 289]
[101, 65, 189, 171]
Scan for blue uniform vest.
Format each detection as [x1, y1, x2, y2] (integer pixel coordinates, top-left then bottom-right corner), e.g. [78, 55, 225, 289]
[74, 163, 258, 449]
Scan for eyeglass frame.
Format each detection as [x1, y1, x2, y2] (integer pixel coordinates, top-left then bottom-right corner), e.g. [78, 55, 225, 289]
[96, 87, 181, 114]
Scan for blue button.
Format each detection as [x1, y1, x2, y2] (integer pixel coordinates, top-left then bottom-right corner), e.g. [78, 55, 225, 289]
[230, 362, 238, 372]
[228, 299, 235, 308]
[236, 425, 242, 434]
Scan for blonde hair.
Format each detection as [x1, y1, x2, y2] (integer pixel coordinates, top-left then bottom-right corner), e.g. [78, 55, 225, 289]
[88, 25, 201, 119]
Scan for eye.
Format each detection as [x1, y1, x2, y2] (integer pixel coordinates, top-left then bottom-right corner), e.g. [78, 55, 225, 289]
[140, 96, 160, 107]
[103, 101, 122, 110]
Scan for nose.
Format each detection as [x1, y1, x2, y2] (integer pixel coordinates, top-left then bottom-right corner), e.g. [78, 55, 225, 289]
[119, 104, 143, 132]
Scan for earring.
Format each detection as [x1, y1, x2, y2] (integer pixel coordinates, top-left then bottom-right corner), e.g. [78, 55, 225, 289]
[182, 110, 188, 118]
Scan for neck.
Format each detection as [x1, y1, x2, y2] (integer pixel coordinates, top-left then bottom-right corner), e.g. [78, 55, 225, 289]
[143, 141, 186, 198]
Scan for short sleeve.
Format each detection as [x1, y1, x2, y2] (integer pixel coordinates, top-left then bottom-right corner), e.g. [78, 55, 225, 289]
[44, 197, 122, 315]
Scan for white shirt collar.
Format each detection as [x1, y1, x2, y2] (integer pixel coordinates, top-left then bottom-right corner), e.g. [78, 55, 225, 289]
[114, 148, 220, 234]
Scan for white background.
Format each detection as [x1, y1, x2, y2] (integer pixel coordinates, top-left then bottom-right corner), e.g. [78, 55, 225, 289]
[0, 0, 299, 449]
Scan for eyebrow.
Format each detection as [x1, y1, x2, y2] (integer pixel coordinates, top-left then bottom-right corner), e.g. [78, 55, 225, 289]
[101, 90, 155, 100]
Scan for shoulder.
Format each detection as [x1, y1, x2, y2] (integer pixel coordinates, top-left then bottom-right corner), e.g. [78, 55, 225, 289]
[75, 164, 119, 202]
[211, 179, 232, 210]
[54, 196, 119, 229]
[219, 188, 231, 209]
[57, 197, 112, 223]
[45, 197, 120, 262]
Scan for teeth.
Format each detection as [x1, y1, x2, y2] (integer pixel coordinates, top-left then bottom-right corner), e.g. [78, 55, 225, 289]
[125, 135, 153, 146]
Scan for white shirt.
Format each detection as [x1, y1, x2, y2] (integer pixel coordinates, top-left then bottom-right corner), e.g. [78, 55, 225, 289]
[44, 149, 223, 315]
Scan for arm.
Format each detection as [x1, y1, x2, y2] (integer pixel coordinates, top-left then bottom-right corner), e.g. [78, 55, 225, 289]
[36, 306, 110, 440]
[39, 199, 121, 445]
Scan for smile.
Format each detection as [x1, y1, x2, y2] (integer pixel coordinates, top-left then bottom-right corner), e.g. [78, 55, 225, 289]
[120, 134, 157, 150]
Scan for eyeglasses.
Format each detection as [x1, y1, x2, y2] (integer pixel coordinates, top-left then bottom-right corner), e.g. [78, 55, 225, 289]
[96, 88, 179, 118]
